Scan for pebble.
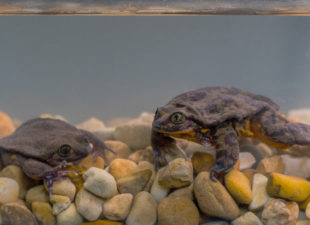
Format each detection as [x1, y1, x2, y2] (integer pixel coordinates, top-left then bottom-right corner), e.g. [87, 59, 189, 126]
[0, 177, 19, 204]
[194, 171, 240, 220]
[75, 188, 104, 221]
[78, 154, 105, 171]
[76, 117, 105, 132]
[117, 169, 152, 195]
[126, 191, 157, 225]
[0, 165, 35, 199]
[267, 173, 310, 202]
[157, 196, 199, 225]
[32, 201, 55, 225]
[104, 140, 132, 164]
[83, 167, 118, 198]
[108, 159, 138, 181]
[261, 198, 299, 225]
[49, 195, 71, 215]
[93, 127, 115, 141]
[56, 204, 84, 225]
[80, 220, 122, 225]
[224, 169, 253, 204]
[191, 152, 215, 175]
[282, 154, 310, 178]
[231, 211, 263, 225]
[239, 152, 256, 170]
[114, 122, 152, 150]
[1, 201, 38, 225]
[242, 169, 258, 185]
[103, 193, 133, 221]
[47, 179, 76, 201]
[201, 222, 229, 225]
[158, 158, 193, 189]
[296, 221, 310, 225]
[136, 161, 155, 191]
[288, 108, 310, 124]
[169, 184, 194, 200]
[26, 185, 49, 204]
[0, 111, 15, 138]
[256, 155, 285, 174]
[306, 202, 310, 219]
[150, 168, 169, 203]
[128, 146, 154, 163]
[249, 173, 270, 211]
[240, 143, 275, 166]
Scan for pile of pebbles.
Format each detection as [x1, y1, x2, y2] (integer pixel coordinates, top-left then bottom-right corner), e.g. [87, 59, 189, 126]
[0, 110, 310, 225]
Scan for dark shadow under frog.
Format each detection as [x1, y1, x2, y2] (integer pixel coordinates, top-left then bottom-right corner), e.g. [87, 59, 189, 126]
[0, 118, 115, 196]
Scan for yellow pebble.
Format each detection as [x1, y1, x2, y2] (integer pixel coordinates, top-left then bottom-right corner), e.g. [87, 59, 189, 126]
[224, 169, 253, 204]
[296, 220, 310, 225]
[80, 220, 122, 225]
[267, 173, 310, 202]
[299, 195, 310, 209]
[191, 152, 215, 175]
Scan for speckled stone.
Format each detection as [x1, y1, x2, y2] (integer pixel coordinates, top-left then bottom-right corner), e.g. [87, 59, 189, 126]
[1, 202, 38, 225]
[157, 196, 199, 225]
[117, 169, 152, 195]
[256, 155, 285, 174]
[126, 191, 157, 225]
[194, 172, 240, 220]
[150, 168, 169, 203]
[262, 198, 299, 225]
[158, 158, 193, 189]
[47, 179, 76, 201]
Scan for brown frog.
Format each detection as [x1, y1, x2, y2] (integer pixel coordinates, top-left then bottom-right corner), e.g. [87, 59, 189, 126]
[152, 87, 310, 180]
[0, 118, 115, 195]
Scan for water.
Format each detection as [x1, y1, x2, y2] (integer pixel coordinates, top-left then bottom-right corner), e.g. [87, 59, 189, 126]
[0, 16, 310, 225]
[0, 16, 310, 124]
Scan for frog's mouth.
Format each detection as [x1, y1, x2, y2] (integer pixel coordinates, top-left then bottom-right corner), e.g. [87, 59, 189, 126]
[153, 128, 200, 143]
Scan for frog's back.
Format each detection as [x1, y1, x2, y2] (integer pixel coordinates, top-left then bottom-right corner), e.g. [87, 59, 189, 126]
[0, 118, 83, 160]
[169, 87, 279, 126]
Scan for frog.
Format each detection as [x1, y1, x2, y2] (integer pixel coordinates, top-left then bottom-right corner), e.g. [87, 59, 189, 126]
[0, 118, 116, 196]
[152, 86, 310, 181]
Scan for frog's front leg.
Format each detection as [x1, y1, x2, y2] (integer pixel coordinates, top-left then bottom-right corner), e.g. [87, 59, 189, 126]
[22, 159, 77, 196]
[209, 123, 239, 181]
[151, 130, 187, 170]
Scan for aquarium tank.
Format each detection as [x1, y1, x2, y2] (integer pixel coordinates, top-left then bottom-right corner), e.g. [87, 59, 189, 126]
[0, 8, 310, 225]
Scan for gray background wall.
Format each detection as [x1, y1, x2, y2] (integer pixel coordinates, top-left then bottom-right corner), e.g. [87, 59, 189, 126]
[0, 16, 310, 123]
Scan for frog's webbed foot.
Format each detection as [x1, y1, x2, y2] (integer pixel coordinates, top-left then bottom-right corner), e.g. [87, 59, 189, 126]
[81, 130, 117, 164]
[44, 160, 78, 197]
[210, 124, 239, 182]
[151, 130, 187, 170]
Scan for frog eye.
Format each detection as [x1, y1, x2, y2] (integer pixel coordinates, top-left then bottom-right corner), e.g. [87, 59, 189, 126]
[58, 144, 72, 157]
[170, 112, 184, 124]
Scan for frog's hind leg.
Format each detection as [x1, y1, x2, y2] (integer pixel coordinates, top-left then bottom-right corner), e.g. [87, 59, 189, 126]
[251, 109, 310, 149]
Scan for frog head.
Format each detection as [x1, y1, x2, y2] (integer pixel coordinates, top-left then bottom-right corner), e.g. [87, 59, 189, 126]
[152, 104, 204, 141]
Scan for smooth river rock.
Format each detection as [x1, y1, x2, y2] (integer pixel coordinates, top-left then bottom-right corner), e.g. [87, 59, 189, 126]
[194, 172, 240, 220]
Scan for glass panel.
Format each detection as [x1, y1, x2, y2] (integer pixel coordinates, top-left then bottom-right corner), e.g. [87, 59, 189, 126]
[0, 0, 310, 15]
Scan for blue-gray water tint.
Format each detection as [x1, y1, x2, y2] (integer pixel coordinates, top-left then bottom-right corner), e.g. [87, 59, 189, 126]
[0, 16, 310, 124]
